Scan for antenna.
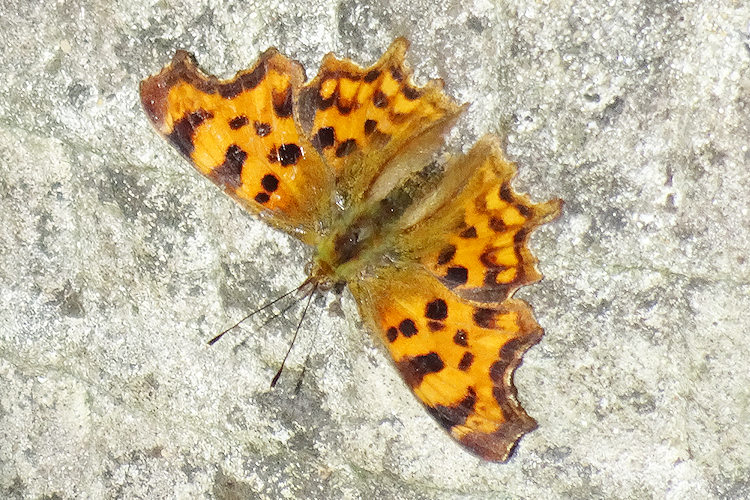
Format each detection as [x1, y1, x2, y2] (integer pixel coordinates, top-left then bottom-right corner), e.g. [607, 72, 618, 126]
[208, 278, 313, 345]
[271, 283, 318, 388]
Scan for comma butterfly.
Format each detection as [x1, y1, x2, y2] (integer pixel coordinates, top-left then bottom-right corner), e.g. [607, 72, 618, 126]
[140, 38, 562, 462]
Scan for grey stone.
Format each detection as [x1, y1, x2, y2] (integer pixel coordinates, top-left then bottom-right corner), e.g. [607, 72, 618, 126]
[1, 0, 748, 498]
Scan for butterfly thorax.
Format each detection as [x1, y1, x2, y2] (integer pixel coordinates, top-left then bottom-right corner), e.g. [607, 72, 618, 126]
[310, 214, 381, 288]
[310, 194, 408, 288]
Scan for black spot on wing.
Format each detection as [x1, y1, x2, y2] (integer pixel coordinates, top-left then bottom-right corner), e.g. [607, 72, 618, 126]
[427, 321, 445, 332]
[402, 85, 422, 100]
[459, 226, 478, 239]
[278, 143, 302, 166]
[228, 116, 249, 130]
[399, 319, 418, 337]
[364, 69, 381, 82]
[489, 217, 506, 232]
[254, 121, 271, 137]
[425, 299, 448, 321]
[445, 266, 468, 287]
[337, 100, 354, 115]
[373, 90, 388, 108]
[273, 86, 293, 118]
[167, 109, 213, 156]
[458, 352, 475, 371]
[396, 352, 445, 388]
[364, 119, 377, 135]
[453, 330, 468, 347]
[261, 174, 279, 192]
[311, 127, 335, 149]
[335, 138, 357, 158]
[386, 327, 398, 343]
[317, 92, 335, 110]
[473, 308, 496, 329]
[212, 144, 246, 189]
[426, 387, 477, 430]
[516, 203, 532, 218]
[499, 183, 514, 203]
[436, 245, 456, 266]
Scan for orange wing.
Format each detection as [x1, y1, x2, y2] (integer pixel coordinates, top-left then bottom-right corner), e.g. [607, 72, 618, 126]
[140, 49, 333, 244]
[401, 136, 562, 303]
[351, 265, 543, 461]
[350, 137, 560, 461]
[297, 38, 465, 205]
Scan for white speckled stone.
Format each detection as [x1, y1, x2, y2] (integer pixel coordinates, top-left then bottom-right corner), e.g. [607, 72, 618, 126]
[1, 0, 748, 498]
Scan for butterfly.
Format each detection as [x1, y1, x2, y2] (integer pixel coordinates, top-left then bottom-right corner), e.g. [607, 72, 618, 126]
[140, 38, 561, 462]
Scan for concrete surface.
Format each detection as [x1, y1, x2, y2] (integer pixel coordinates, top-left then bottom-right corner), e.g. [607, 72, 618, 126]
[1, 0, 748, 498]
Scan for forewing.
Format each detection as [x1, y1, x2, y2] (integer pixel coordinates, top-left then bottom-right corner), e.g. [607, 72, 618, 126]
[351, 266, 542, 461]
[297, 38, 465, 205]
[140, 49, 333, 243]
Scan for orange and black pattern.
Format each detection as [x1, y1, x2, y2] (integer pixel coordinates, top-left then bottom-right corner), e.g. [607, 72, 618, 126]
[141, 39, 561, 462]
